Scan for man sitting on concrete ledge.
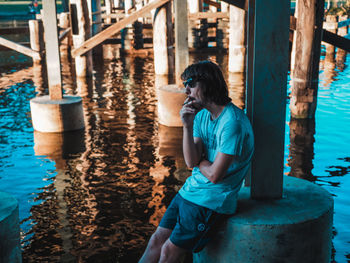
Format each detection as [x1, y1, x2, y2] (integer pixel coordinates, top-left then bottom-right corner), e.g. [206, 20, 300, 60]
[139, 60, 254, 263]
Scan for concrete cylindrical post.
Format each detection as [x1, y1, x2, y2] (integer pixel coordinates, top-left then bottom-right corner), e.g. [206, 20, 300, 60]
[29, 19, 44, 63]
[157, 84, 186, 127]
[30, 95, 85, 132]
[194, 176, 333, 263]
[0, 191, 22, 263]
[71, 0, 93, 79]
[228, 5, 246, 73]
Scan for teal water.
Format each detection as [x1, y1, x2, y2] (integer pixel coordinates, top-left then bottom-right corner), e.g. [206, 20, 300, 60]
[0, 43, 349, 261]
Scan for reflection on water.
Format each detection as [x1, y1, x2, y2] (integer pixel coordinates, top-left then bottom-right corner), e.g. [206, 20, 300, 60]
[0, 38, 349, 261]
[287, 118, 316, 182]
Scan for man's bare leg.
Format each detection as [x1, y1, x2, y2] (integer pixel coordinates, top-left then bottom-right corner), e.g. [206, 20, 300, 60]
[159, 239, 187, 263]
[139, 227, 172, 263]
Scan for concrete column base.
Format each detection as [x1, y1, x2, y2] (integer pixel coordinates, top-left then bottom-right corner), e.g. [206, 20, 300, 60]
[30, 95, 85, 132]
[193, 176, 334, 263]
[0, 191, 22, 263]
[157, 85, 186, 127]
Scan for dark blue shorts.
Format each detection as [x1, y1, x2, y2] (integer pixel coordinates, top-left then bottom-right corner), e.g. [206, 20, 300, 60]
[159, 193, 223, 253]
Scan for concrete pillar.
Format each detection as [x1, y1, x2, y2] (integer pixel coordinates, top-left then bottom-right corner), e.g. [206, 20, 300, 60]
[29, 19, 44, 63]
[70, 0, 93, 79]
[30, 96, 85, 132]
[0, 191, 22, 263]
[174, 0, 189, 83]
[153, 2, 173, 75]
[157, 84, 186, 127]
[228, 5, 246, 73]
[193, 176, 333, 263]
[42, 0, 63, 100]
[336, 15, 348, 70]
[246, 0, 290, 198]
[290, 0, 325, 119]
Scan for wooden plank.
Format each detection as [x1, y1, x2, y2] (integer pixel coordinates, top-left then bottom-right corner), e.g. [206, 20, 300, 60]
[221, 0, 247, 10]
[0, 36, 40, 60]
[188, 12, 229, 20]
[203, 0, 221, 9]
[322, 29, 350, 52]
[71, 0, 170, 58]
[338, 18, 350, 28]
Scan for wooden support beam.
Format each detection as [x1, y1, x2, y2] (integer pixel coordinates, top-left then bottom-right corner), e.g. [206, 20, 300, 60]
[0, 36, 40, 60]
[0, 27, 29, 35]
[71, 0, 170, 58]
[322, 29, 350, 52]
[59, 27, 71, 42]
[203, 0, 221, 9]
[221, 0, 247, 10]
[188, 12, 229, 20]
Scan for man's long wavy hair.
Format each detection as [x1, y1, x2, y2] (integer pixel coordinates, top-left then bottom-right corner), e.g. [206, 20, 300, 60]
[181, 60, 231, 106]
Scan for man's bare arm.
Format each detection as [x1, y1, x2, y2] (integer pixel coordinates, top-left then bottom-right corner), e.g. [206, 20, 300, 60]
[199, 152, 235, 184]
[183, 126, 203, 168]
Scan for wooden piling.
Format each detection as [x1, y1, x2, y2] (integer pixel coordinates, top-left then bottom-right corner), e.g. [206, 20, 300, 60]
[90, 0, 102, 36]
[174, 0, 189, 82]
[59, 13, 71, 50]
[42, 0, 63, 100]
[29, 19, 44, 63]
[105, 0, 113, 24]
[324, 15, 337, 61]
[336, 15, 348, 70]
[70, 0, 93, 79]
[123, 0, 134, 51]
[188, 0, 202, 49]
[228, 5, 246, 73]
[290, 0, 325, 119]
[153, 2, 173, 75]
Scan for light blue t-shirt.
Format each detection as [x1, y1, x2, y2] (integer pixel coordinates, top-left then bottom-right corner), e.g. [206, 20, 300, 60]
[179, 102, 254, 214]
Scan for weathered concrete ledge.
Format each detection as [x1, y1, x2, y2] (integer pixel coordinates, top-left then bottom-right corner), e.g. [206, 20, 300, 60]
[194, 176, 334, 263]
[30, 95, 85, 132]
[0, 191, 22, 263]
